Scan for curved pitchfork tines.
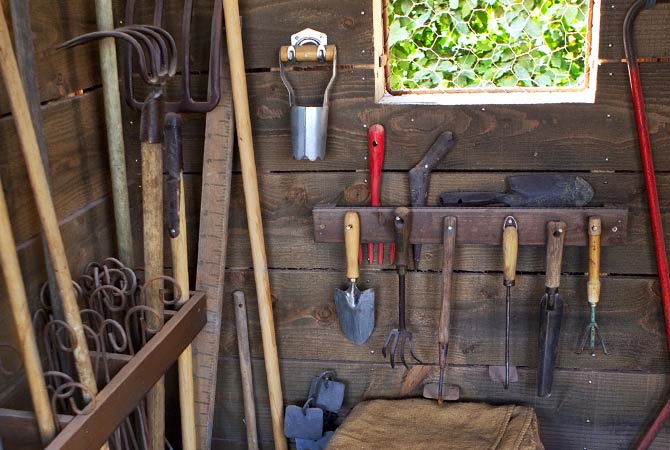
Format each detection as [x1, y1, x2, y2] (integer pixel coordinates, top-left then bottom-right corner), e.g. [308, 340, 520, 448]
[60, 26, 177, 85]
[124, 0, 223, 113]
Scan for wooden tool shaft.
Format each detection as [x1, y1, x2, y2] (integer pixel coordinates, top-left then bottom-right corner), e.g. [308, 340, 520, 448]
[503, 219, 518, 285]
[141, 141, 165, 450]
[233, 291, 260, 450]
[344, 211, 360, 280]
[588, 216, 602, 306]
[545, 222, 566, 289]
[170, 176, 197, 450]
[222, 1, 287, 448]
[394, 207, 411, 269]
[0, 176, 55, 444]
[0, 5, 100, 402]
[95, 0, 133, 265]
[280, 45, 336, 62]
[440, 217, 457, 345]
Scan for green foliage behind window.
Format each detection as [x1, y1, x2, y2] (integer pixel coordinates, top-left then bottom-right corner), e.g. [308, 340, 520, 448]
[387, 0, 590, 91]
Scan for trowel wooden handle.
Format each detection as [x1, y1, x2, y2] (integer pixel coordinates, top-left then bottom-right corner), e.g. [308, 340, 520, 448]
[502, 217, 518, 286]
[344, 211, 360, 280]
[588, 216, 601, 305]
[545, 221, 566, 289]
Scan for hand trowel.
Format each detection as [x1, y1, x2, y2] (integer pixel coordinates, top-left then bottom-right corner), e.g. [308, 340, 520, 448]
[334, 211, 375, 345]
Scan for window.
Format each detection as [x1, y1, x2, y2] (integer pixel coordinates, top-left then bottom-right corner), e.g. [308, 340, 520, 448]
[372, 0, 601, 104]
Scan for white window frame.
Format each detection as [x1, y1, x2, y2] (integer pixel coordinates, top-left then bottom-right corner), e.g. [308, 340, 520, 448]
[373, 0, 602, 105]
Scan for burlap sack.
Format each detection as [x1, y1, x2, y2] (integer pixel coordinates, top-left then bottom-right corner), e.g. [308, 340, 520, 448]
[326, 399, 544, 450]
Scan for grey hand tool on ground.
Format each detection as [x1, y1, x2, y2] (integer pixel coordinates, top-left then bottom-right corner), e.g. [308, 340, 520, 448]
[334, 211, 375, 345]
[311, 372, 345, 412]
[409, 131, 457, 269]
[537, 221, 566, 398]
[439, 174, 594, 207]
[284, 402, 324, 440]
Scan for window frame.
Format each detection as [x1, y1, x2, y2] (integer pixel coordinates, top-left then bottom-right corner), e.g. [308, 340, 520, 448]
[373, 0, 602, 105]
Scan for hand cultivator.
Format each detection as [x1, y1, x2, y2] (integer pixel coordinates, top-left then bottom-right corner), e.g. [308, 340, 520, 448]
[382, 207, 423, 368]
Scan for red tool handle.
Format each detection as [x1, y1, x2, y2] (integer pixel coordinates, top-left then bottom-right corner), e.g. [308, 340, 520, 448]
[368, 124, 385, 208]
[368, 125, 387, 263]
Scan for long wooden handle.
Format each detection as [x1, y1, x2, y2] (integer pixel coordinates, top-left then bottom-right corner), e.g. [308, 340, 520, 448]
[394, 207, 411, 270]
[141, 140, 165, 450]
[0, 2, 100, 406]
[588, 216, 602, 306]
[233, 291, 260, 450]
[169, 162, 196, 449]
[222, 1, 287, 448]
[0, 176, 56, 444]
[95, 0, 133, 265]
[344, 211, 360, 280]
[545, 221, 566, 289]
[439, 217, 457, 345]
[503, 217, 518, 286]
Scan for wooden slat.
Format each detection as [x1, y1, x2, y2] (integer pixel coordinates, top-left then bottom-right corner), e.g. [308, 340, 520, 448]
[0, 409, 72, 450]
[0, 197, 115, 406]
[0, 90, 110, 245]
[123, 63, 670, 174]
[118, 0, 670, 69]
[0, 0, 101, 115]
[212, 358, 670, 450]
[311, 206, 628, 246]
[44, 292, 207, 450]
[217, 269, 670, 372]
[192, 54, 235, 450]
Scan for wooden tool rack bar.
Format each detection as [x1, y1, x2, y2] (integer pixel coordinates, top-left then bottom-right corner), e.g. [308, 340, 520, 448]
[312, 205, 629, 245]
[0, 291, 207, 450]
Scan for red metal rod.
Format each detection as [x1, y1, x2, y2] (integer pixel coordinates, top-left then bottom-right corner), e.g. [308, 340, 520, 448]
[624, 1, 670, 448]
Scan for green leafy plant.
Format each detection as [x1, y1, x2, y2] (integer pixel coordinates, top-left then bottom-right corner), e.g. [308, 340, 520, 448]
[387, 0, 590, 91]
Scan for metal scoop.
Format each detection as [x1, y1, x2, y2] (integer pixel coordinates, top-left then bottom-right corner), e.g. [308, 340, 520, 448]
[334, 211, 375, 345]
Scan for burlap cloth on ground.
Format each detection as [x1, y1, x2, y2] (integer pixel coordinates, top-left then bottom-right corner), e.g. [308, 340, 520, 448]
[326, 399, 544, 450]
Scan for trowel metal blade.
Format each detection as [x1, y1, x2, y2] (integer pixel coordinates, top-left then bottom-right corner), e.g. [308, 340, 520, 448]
[284, 405, 324, 440]
[488, 365, 519, 384]
[537, 292, 564, 397]
[334, 287, 375, 345]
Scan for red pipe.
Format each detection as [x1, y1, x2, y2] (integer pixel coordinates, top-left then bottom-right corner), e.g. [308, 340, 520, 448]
[624, 1, 670, 448]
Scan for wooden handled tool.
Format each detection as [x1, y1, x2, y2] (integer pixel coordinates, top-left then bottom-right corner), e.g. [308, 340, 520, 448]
[502, 216, 518, 389]
[409, 131, 456, 269]
[95, 0, 133, 265]
[233, 291, 259, 450]
[222, 0, 287, 447]
[537, 221, 566, 397]
[438, 217, 457, 404]
[165, 113, 197, 450]
[577, 216, 608, 355]
[0, 176, 55, 445]
[0, 3, 102, 415]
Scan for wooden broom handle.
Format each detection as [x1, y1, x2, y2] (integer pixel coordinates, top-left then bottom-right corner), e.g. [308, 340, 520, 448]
[222, 1, 287, 448]
[0, 4, 101, 406]
[588, 216, 602, 306]
[0, 176, 56, 444]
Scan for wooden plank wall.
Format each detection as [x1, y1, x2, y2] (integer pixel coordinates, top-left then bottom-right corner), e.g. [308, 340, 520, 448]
[161, 1, 668, 449]
[0, 0, 115, 403]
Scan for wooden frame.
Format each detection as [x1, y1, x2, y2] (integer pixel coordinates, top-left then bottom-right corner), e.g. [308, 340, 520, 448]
[0, 292, 207, 450]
